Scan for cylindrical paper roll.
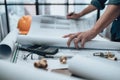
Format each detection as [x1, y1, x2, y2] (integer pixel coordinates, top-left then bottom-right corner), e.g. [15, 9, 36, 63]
[0, 29, 18, 58]
[68, 55, 120, 80]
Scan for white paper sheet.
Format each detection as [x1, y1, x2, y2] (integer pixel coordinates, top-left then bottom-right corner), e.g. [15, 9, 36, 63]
[17, 15, 120, 50]
[68, 55, 120, 80]
[0, 29, 18, 58]
[0, 60, 80, 80]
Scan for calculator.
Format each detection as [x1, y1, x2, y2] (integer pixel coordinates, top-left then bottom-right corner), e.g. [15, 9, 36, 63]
[19, 45, 58, 56]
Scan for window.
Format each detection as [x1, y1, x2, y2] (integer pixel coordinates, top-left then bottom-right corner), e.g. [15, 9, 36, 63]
[1, 0, 98, 36]
[38, 0, 67, 16]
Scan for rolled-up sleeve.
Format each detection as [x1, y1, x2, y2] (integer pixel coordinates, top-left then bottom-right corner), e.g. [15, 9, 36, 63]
[91, 0, 107, 10]
[108, 0, 120, 5]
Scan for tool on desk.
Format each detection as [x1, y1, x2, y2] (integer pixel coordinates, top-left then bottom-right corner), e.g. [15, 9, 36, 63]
[93, 52, 117, 61]
[18, 45, 58, 56]
[59, 56, 67, 64]
[34, 58, 48, 69]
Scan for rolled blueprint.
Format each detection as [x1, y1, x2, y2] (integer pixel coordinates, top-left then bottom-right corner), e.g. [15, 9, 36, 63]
[17, 35, 120, 50]
[0, 60, 80, 80]
[0, 29, 18, 58]
[68, 55, 120, 80]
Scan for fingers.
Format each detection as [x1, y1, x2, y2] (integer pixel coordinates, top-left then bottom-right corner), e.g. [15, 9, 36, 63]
[63, 32, 88, 48]
[73, 32, 86, 48]
[81, 38, 86, 48]
[67, 12, 75, 19]
[74, 38, 80, 49]
[67, 12, 74, 16]
[67, 15, 73, 19]
[74, 38, 86, 48]
[63, 33, 77, 47]
[74, 35, 81, 49]
[67, 34, 77, 47]
[67, 16, 72, 19]
[63, 33, 73, 38]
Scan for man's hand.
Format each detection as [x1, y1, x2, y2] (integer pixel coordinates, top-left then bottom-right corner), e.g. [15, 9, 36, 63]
[67, 12, 80, 19]
[63, 30, 97, 48]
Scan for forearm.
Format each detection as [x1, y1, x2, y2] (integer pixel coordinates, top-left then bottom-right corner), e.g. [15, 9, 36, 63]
[92, 5, 120, 34]
[78, 5, 97, 17]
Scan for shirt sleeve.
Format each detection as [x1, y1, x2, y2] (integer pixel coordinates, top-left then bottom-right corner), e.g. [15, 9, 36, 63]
[91, 0, 107, 10]
[108, 0, 120, 5]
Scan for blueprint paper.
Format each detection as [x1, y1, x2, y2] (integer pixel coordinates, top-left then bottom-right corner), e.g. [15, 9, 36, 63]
[17, 15, 120, 50]
[68, 55, 120, 80]
[0, 60, 80, 80]
[0, 29, 18, 58]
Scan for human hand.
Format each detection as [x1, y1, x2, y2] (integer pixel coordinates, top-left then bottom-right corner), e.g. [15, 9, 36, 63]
[63, 30, 97, 48]
[67, 12, 80, 19]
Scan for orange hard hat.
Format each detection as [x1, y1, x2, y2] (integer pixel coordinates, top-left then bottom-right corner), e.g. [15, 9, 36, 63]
[18, 15, 32, 35]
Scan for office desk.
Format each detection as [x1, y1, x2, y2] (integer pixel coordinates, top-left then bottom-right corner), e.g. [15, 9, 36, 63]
[12, 44, 120, 79]
[13, 46, 76, 76]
